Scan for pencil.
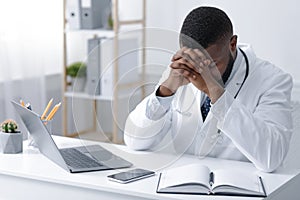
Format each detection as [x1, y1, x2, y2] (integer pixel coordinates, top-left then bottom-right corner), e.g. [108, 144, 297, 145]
[41, 98, 53, 120]
[20, 99, 25, 107]
[46, 102, 61, 121]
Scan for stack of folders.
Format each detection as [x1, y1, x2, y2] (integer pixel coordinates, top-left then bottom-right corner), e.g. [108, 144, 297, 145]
[156, 164, 267, 197]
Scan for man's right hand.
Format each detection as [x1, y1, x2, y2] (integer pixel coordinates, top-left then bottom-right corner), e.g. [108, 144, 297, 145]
[157, 68, 191, 97]
[157, 48, 198, 97]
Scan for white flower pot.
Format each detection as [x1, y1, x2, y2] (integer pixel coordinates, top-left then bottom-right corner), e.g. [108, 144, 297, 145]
[0, 131, 23, 154]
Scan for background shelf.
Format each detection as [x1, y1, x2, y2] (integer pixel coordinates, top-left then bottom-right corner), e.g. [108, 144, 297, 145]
[62, 0, 147, 144]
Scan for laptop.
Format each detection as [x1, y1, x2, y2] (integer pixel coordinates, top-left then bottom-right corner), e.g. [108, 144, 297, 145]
[12, 101, 132, 173]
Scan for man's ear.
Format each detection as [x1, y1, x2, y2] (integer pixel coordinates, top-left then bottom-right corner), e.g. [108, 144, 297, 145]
[229, 35, 238, 52]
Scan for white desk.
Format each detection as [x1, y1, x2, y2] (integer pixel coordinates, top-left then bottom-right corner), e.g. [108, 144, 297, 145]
[0, 136, 298, 200]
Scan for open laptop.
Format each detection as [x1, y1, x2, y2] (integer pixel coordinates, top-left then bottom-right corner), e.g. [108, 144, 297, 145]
[12, 101, 132, 173]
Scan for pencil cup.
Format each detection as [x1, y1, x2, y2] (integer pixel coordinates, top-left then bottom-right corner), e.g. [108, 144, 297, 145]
[43, 120, 52, 134]
[27, 130, 37, 148]
[27, 120, 52, 148]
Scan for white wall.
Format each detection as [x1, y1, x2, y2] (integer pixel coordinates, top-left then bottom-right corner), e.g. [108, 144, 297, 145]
[0, 0, 63, 76]
[146, 0, 300, 82]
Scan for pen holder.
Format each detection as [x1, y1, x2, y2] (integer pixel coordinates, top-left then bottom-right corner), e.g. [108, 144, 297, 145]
[27, 120, 52, 148]
[43, 120, 52, 134]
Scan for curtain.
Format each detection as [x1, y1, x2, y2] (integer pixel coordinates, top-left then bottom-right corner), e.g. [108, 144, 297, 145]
[0, 0, 63, 130]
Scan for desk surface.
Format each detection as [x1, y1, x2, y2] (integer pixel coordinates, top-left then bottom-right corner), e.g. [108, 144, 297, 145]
[0, 136, 298, 200]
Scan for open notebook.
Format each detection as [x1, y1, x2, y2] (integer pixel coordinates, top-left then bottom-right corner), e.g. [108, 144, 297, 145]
[156, 164, 267, 197]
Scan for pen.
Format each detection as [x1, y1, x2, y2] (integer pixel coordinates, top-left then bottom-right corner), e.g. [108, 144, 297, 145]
[26, 103, 32, 110]
[41, 98, 53, 120]
[209, 172, 214, 186]
[46, 102, 61, 121]
[259, 176, 267, 196]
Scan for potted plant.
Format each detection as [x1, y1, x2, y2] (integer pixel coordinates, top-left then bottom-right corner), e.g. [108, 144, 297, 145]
[66, 62, 87, 92]
[0, 119, 23, 154]
[107, 13, 113, 30]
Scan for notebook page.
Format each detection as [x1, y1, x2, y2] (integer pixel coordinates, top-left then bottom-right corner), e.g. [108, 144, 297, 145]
[213, 169, 261, 192]
[159, 164, 211, 189]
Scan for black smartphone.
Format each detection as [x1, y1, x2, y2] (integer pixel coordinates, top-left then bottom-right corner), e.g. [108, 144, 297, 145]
[107, 168, 155, 184]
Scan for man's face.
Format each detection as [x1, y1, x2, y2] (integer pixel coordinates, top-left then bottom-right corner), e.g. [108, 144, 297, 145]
[205, 41, 234, 76]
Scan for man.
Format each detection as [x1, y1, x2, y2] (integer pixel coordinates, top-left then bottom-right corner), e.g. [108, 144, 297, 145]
[124, 6, 293, 172]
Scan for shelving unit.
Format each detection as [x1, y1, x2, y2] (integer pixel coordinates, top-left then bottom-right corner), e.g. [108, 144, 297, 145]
[62, 0, 146, 143]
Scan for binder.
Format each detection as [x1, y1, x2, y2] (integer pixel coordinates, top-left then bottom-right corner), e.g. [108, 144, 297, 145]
[87, 37, 103, 95]
[87, 36, 139, 97]
[100, 37, 139, 97]
[81, 0, 111, 29]
[66, 0, 82, 30]
[66, 0, 111, 30]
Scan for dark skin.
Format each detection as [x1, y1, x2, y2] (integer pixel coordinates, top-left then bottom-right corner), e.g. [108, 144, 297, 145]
[158, 35, 238, 104]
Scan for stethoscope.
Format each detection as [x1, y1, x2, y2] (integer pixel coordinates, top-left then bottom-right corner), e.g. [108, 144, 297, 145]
[234, 48, 249, 98]
[175, 48, 249, 116]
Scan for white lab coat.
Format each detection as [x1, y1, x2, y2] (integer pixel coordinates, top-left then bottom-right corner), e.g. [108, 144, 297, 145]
[124, 44, 293, 172]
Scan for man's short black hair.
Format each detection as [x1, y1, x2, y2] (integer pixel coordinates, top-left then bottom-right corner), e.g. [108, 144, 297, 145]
[180, 6, 233, 49]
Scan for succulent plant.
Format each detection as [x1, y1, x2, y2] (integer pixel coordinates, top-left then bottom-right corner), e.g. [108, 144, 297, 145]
[1, 119, 19, 133]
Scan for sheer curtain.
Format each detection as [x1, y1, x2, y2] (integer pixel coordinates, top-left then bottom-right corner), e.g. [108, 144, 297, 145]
[0, 0, 63, 128]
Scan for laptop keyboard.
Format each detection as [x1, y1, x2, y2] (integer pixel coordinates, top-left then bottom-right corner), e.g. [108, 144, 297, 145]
[59, 148, 103, 169]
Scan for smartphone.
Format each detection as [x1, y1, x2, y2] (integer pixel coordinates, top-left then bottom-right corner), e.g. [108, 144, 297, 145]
[107, 168, 155, 184]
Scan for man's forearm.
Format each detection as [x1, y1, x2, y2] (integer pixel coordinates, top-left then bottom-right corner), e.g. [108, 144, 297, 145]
[156, 85, 174, 97]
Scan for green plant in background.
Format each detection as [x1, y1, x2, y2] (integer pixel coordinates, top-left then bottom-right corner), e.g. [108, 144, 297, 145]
[66, 62, 87, 78]
[108, 13, 113, 29]
[1, 119, 19, 133]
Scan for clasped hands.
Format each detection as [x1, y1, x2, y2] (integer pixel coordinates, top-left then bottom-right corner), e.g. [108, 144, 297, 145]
[159, 47, 225, 103]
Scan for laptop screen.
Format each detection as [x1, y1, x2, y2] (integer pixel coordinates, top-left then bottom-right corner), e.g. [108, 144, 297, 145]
[11, 101, 69, 171]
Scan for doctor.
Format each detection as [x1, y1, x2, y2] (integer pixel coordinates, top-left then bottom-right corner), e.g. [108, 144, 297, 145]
[124, 6, 293, 172]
